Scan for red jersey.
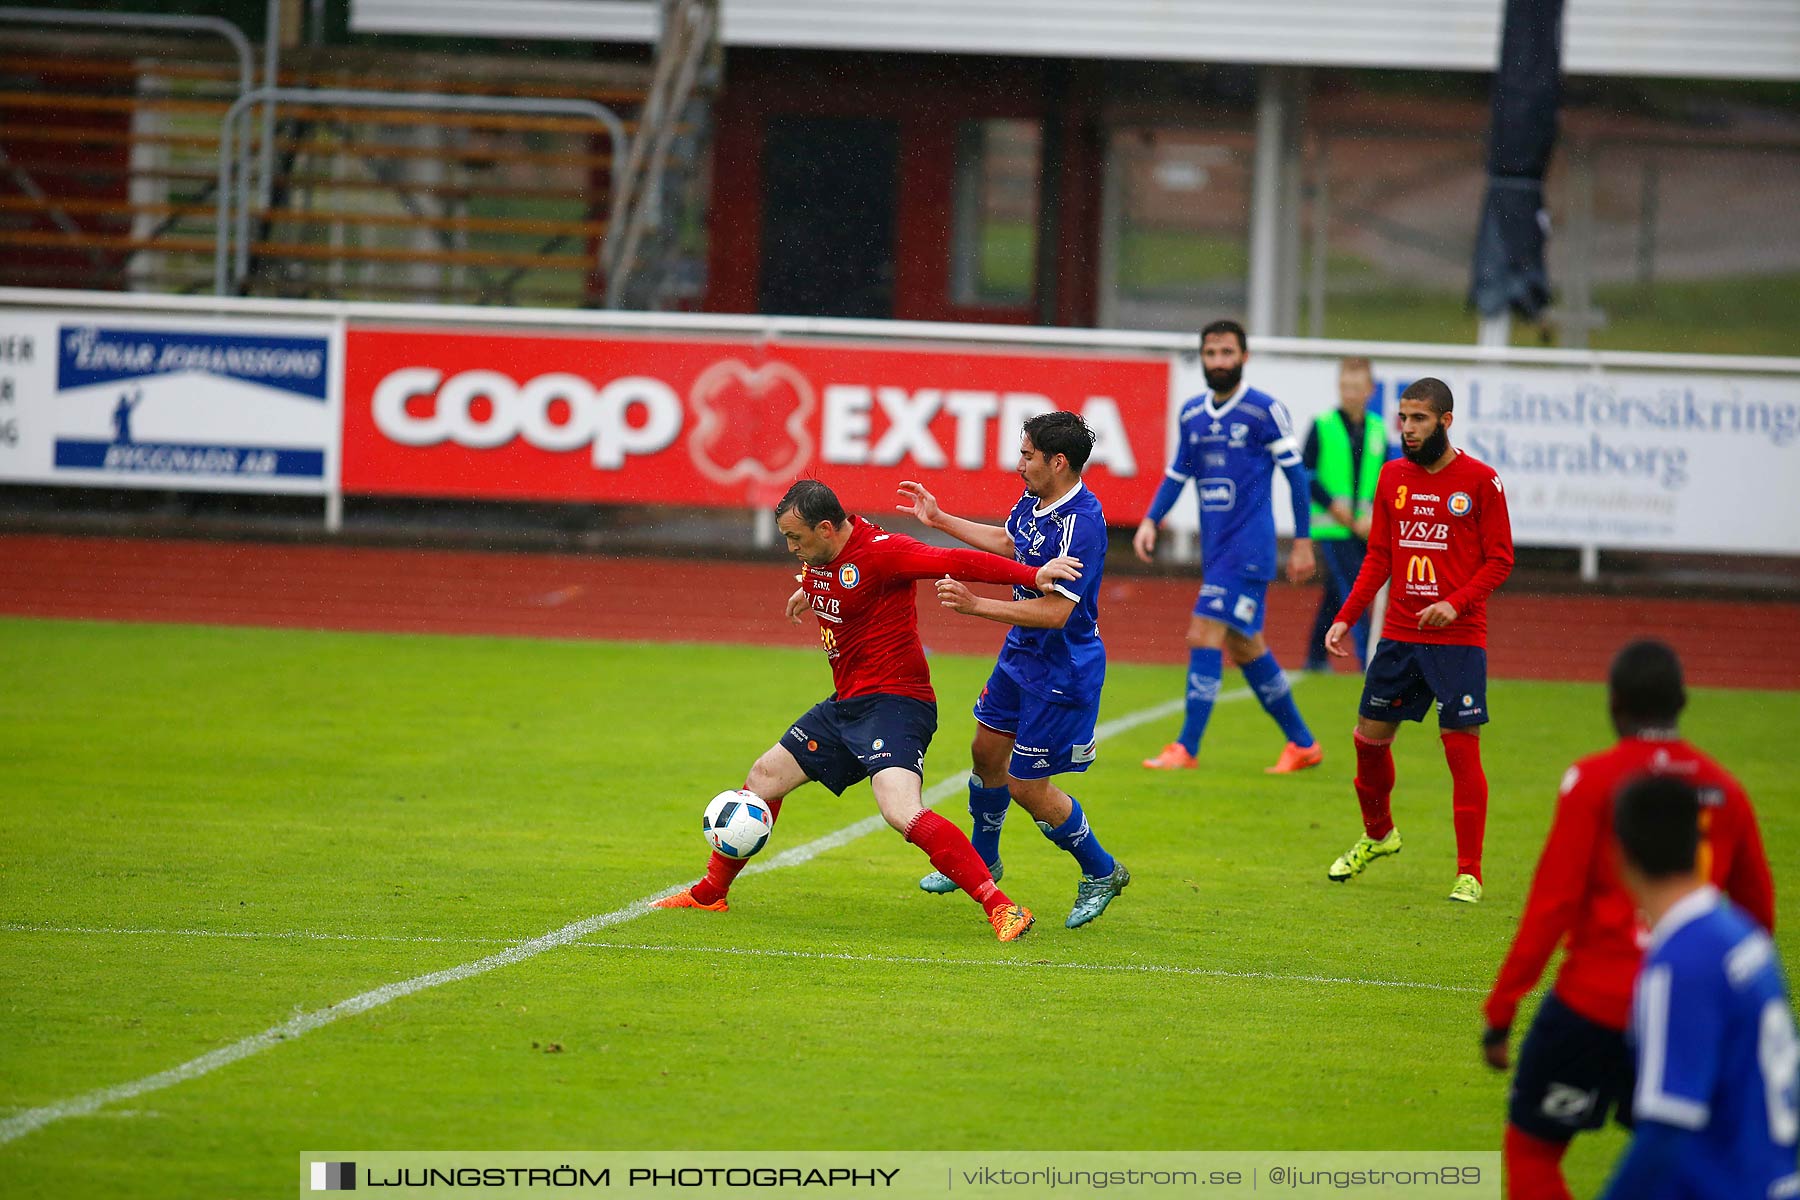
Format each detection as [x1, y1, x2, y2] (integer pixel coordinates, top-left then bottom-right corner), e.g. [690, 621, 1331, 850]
[1336, 449, 1513, 647]
[1484, 735, 1775, 1032]
[800, 516, 1041, 704]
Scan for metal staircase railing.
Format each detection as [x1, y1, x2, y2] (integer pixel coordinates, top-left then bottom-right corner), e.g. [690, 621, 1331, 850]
[604, 0, 722, 310]
[0, 22, 650, 306]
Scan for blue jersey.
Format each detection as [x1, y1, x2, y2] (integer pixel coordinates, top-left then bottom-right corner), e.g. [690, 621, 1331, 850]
[1165, 385, 1304, 582]
[1605, 887, 1799, 1200]
[995, 482, 1107, 709]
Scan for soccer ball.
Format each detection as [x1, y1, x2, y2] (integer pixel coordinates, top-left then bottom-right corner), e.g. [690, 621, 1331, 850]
[702, 789, 774, 860]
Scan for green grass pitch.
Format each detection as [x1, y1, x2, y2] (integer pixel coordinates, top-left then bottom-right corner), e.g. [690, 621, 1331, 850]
[1, 617, 1795, 1197]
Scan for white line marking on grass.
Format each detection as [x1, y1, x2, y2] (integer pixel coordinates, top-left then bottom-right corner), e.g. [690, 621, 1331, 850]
[0, 688, 1241, 1147]
[572, 940, 1484, 994]
[0, 923, 524, 946]
[0, 895, 684, 1147]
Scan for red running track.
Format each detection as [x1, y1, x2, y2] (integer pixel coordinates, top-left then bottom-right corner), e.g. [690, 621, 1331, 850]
[1, 534, 1796, 689]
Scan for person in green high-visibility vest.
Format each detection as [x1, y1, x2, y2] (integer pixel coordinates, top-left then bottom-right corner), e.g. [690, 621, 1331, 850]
[1302, 358, 1388, 671]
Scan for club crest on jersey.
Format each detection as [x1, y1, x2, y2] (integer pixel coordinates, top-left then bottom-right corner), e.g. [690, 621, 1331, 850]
[838, 563, 860, 589]
[1448, 491, 1472, 516]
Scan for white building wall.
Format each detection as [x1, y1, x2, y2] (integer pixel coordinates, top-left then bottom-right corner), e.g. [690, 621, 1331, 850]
[353, 0, 1800, 81]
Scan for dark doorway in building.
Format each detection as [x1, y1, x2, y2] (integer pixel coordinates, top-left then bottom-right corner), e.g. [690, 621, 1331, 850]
[758, 117, 899, 319]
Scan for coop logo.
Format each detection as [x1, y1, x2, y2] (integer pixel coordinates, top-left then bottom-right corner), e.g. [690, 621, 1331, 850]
[310, 1161, 356, 1191]
[370, 368, 683, 468]
[687, 359, 815, 486]
[345, 330, 1169, 510]
[1406, 556, 1437, 585]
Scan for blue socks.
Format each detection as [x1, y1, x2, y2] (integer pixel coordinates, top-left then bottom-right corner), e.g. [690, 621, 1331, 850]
[1242, 652, 1314, 747]
[973, 775, 1116, 880]
[1037, 797, 1116, 878]
[966, 777, 1011, 866]
[1178, 647, 1223, 754]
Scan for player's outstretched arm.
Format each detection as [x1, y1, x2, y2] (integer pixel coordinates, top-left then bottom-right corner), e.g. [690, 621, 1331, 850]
[936, 577, 1077, 629]
[895, 481, 1014, 557]
[878, 535, 1070, 591]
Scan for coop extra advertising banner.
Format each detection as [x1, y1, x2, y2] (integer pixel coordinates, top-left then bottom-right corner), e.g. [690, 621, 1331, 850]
[0, 310, 340, 494]
[341, 327, 1172, 522]
[1170, 355, 1800, 554]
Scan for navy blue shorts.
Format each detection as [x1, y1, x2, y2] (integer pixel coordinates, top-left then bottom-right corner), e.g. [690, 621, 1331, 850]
[780, 694, 936, 796]
[971, 664, 1099, 781]
[1358, 639, 1490, 728]
[1508, 991, 1634, 1142]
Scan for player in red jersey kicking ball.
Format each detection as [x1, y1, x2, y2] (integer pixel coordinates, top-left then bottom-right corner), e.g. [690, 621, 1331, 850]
[1323, 377, 1515, 903]
[654, 479, 1082, 942]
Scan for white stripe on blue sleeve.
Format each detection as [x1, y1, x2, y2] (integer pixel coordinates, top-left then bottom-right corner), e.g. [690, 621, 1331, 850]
[1633, 964, 1712, 1130]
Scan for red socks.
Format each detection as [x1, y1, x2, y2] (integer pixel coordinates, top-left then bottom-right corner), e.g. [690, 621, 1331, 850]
[1353, 730, 1397, 839]
[689, 795, 783, 906]
[1442, 730, 1488, 882]
[1503, 1124, 1571, 1200]
[905, 810, 1008, 916]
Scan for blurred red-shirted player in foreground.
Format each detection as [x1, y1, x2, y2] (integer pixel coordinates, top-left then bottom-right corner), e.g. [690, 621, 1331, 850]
[1482, 639, 1775, 1200]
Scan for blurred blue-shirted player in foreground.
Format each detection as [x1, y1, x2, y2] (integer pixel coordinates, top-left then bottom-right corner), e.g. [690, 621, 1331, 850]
[1135, 319, 1322, 775]
[900, 410, 1129, 929]
[1600, 774, 1799, 1200]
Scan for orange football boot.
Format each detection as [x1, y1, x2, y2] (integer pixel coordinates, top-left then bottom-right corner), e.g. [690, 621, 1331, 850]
[651, 889, 728, 912]
[989, 903, 1036, 942]
[1264, 741, 1324, 774]
[1142, 742, 1198, 770]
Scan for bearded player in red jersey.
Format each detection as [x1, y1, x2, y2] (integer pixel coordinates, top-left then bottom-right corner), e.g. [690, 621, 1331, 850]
[1323, 376, 1514, 903]
[1481, 640, 1775, 1200]
[653, 479, 1083, 942]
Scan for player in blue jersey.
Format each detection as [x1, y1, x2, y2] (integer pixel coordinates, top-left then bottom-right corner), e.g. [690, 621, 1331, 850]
[1134, 319, 1322, 774]
[898, 411, 1129, 928]
[1599, 775, 1799, 1200]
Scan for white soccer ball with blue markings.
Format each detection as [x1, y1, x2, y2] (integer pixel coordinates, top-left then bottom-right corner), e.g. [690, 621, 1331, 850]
[702, 789, 774, 860]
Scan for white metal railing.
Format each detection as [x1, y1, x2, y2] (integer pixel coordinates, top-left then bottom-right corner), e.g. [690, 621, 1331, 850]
[212, 88, 629, 298]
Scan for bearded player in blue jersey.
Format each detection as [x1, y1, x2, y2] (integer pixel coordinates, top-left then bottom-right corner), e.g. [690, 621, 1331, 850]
[897, 411, 1129, 929]
[1135, 319, 1322, 775]
[1601, 775, 1798, 1200]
